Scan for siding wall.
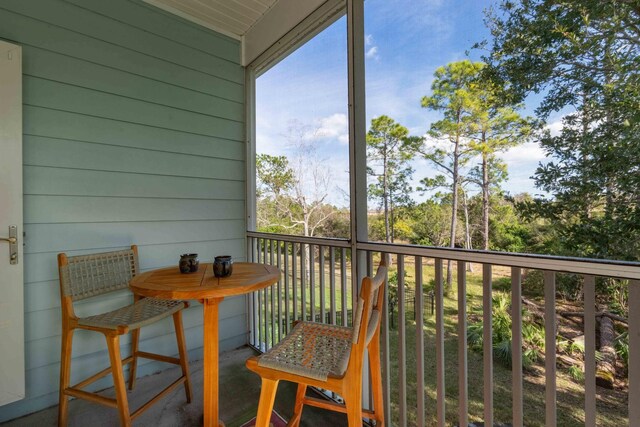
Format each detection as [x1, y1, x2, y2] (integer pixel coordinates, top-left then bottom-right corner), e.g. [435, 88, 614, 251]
[0, 0, 246, 421]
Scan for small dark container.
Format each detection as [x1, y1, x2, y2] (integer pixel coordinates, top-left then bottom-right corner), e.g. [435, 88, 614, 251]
[213, 255, 233, 278]
[179, 253, 199, 273]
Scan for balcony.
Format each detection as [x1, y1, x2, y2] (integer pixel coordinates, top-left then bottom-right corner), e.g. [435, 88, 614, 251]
[0, 1, 638, 426]
[5, 231, 637, 427]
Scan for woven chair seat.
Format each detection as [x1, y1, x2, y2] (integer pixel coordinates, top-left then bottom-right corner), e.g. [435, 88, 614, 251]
[258, 321, 353, 381]
[78, 298, 185, 331]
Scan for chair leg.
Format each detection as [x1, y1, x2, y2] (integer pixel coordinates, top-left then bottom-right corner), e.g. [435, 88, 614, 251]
[173, 311, 192, 402]
[287, 383, 307, 427]
[255, 378, 279, 427]
[344, 377, 363, 427]
[369, 338, 385, 426]
[128, 328, 140, 390]
[58, 326, 74, 427]
[106, 334, 131, 427]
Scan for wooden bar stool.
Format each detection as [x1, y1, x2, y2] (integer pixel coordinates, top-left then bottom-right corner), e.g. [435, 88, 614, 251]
[246, 256, 388, 427]
[57, 245, 192, 427]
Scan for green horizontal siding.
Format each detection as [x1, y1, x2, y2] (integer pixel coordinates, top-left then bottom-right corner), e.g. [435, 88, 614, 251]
[0, 0, 247, 422]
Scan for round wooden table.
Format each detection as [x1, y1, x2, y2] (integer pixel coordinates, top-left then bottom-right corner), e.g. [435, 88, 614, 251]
[130, 262, 281, 427]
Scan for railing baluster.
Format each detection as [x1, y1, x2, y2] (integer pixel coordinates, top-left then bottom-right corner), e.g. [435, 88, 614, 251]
[341, 248, 348, 326]
[292, 242, 298, 322]
[415, 256, 425, 427]
[257, 239, 262, 349]
[511, 267, 523, 427]
[380, 251, 391, 427]
[248, 237, 255, 346]
[276, 240, 282, 342]
[544, 271, 557, 427]
[458, 260, 468, 427]
[629, 280, 640, 423]
[584, 275, 596, 427]
[270, 240, 276, 347]
[284, 242, 290, 335]
[320, 246, 326, 323]
[301, 243, 307, 321]
[397, 255, 407, 427]
[483, 264, 493, 427]
[310, 244, 316, 322]
[330, 247, 336, 325]
[434, 258, 445, 427]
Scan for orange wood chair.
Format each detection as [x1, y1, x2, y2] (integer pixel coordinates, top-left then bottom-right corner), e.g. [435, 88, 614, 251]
[246, 256, 388, 427]
[57, 245, 192, 427]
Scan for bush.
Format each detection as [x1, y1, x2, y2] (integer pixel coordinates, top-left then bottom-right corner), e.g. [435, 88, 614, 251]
[467, 293, 544, 368]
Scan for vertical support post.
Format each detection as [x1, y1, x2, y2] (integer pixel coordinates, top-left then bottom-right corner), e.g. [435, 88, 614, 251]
[483, 264, 493, 427]
[320, 246, 326, 323]
[435, 258, 445, 427]
[330, 247, 336, 324]
[301, 243, 307, 321]
[415, 256, 425, 427]
[457, 261, 468, 427]
[544, 271, 557, 427]
[397, 255, 407, 427]
[511, 267, 523, 427]
[292, 243, 298, 322]
[284, 242, 290, 335]
[629, 280, 640, 424]
[584, 275, 596, 427]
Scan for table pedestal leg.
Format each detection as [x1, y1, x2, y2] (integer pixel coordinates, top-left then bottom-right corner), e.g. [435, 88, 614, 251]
[203, 298, 225, 427]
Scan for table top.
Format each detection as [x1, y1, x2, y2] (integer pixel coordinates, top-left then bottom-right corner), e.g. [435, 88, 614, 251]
[129, 262, 281, 300]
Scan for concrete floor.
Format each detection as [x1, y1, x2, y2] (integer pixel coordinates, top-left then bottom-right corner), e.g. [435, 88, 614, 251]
[1, 346, 348, 427]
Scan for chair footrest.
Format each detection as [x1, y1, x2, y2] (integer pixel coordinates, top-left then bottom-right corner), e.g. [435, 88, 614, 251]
[65, 387, 118, 408]
[136, 351, 181, 365]
[303, 396, 379, 420]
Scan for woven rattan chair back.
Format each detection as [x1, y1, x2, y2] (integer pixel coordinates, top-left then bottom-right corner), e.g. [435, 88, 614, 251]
[351, 259, 387, 348]
[59, 248, 139, 301]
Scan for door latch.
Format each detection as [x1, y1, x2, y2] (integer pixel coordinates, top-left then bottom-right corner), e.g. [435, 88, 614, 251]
[0, 226, 18, 265]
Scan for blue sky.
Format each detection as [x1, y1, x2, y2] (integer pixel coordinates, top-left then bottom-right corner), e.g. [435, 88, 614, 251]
[256, 0, 555, 208]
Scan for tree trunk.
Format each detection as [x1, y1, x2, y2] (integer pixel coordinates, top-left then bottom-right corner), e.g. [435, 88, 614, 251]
[482, 150, 490, 251]
[461, 188, 473, 272]
[446, 129, 461, 294]
[596, 309, 617, 389]
[383, 157, 391, 243]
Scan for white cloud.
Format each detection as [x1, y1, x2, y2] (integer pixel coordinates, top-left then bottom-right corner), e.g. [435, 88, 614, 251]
[316, 113, 349, 144]
[545, 117, 564, 137]
[501, 141, 547, 164]
[365, 34, 379, 60]
[365, 34, 374, 45]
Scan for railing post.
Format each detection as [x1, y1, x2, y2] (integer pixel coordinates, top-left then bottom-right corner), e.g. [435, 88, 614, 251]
[584, 275, 596, 427]
[483, 264, 493, 427]
[457, 261, 468, 427]
[511, 267, 523, 427]
[435, 258, 445, 427]
[544, 271, 557, 427]
[629, 280, 640, 423]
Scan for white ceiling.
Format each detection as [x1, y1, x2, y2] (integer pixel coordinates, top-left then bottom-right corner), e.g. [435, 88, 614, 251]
[144, 0, 279, 40]
[144, 0, 330, 66]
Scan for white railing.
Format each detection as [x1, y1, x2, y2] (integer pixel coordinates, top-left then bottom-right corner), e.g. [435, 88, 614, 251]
[247, 231, 640, 427]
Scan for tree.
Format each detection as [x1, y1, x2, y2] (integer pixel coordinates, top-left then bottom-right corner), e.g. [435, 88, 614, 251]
[367, 115, 418, 242]
[420, 60, 482, 291]
[464, 73, 533, 250]
[482, 0, 640, 261]
[256, 122, 338, 238]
